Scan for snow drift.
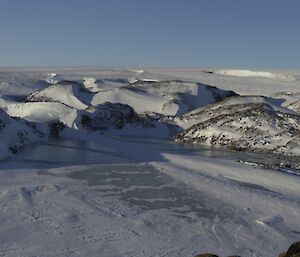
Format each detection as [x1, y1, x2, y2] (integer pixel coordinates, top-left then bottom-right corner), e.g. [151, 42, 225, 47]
[213, 69, 294, 80]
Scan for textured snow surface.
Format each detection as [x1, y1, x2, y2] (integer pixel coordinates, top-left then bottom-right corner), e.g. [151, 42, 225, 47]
[0, 138, 299, 257]
[0, 68, 300, 257]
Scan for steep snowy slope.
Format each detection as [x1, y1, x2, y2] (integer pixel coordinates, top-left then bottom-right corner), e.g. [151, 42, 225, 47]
[27, 81, 91, 110]
[0, 108, 43, 159]
[0, 96, 78, 128]
[92, 87, 173, 114]
[92, 80, 236, 115]
[176, 96, 300, 156]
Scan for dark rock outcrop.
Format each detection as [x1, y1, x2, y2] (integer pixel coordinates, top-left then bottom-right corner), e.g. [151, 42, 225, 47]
[176, 96, 300, 160]
[193, 241, 300, 257]
[80, 102, 139, 131]
[279, 241, 300, 257]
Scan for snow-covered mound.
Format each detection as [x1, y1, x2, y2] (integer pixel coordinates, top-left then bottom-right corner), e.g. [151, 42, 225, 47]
[213, 69, 294, 80]
[0, 108, 43, 159]
[92, 81, 237, 116]
[0, 96, 77, 128]
[176, 96, 300, 155]
[175, 96, 289, 129]
[27, 81, 91, 110]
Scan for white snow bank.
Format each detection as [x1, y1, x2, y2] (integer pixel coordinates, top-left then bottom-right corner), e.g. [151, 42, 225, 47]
[92, 87, 179, 115]
[27, 83, 89, 110]
[92, 81, 235, 116]
[214, 69, 294, 80]
[0, 101, 77, 128]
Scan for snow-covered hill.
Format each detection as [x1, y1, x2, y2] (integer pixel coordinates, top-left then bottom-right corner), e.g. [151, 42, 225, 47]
[0, 108, 43, 159]
[92, 80, 236, 115]
[1, 68, 300, 161]
[1, 68, 300, 257]
[27, 81, 90, 110]
[0, 96, 78, 128]
[176, 96, 300, 157]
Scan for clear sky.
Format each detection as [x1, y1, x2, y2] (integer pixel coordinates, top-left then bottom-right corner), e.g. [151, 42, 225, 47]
[1, 0, 299, 68]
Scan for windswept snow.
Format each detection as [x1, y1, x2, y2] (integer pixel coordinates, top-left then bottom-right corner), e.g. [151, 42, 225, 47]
[27, 81, 90, 110]
[92, 81, 236, 115]
[0, 137, 299, 257]
[0, 99, 78, 128]
[212, 69, 295, 80]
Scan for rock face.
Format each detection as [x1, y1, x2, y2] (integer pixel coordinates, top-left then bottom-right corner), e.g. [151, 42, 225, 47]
[193, 241, 300, 257]
[279, 241, 300, 257]
[0, 108, 43, 159]
[176, 96, 300, 156]
[78, 102, 142, 131]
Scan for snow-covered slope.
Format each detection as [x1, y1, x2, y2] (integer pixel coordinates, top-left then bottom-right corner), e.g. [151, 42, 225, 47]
[0, 69, 60, 97]
[0, 96, 78, 128]
[92, 87, 174, 114]
[27, 81, 91, 110]
[92, 80, 236, 115]
[176, 96, 300, 156]
[0, 108, 43, 159]
[1, 68, 300, 257]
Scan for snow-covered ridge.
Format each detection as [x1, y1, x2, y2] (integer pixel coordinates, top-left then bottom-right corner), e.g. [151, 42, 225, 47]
[0, 109, 44, 159]
[1, 68, 300, 162]
[1, 69, 300, 257]
[27, 81, 90, 110]
[213, 69, 295, 80]
[176, 95, 300, 160]
[92, 80, 236, 116]
[27, 78, 237, 117]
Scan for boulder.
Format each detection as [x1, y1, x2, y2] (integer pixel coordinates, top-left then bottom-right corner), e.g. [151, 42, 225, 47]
[279, 241, 300, 257]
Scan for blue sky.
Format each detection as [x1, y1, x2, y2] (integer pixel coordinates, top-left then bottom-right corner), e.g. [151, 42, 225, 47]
[1, 0, 299, 68]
